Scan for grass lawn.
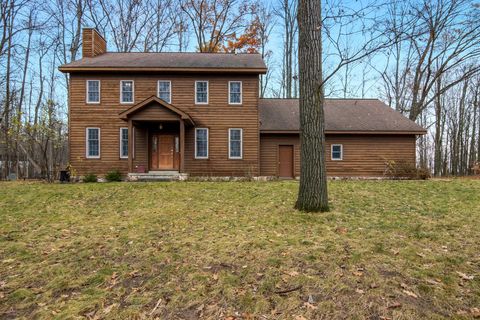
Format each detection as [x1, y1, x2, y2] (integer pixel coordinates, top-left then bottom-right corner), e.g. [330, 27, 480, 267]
[0, 180, 479, 319]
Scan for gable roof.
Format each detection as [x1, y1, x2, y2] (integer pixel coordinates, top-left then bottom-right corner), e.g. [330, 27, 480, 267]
[59, 52, 267, 73]
[259, 98, 426, 134]
[119, 96, 195, 126]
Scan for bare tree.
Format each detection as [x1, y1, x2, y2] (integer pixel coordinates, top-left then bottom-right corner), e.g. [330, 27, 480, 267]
[180, 0, 256, 52]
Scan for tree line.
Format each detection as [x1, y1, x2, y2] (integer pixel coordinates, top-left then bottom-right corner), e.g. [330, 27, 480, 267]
[1, 0, 479, 180]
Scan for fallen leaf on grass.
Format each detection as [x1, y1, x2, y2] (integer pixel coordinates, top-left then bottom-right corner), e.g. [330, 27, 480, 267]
[456, 271, 474, 280]
[212, 274, 219, 281]
[402, 290, 419, 298]
[294, 316, 307, 320]
[336, 227, 348, 234]
[353, 271, 363, 277]
[471, 308, 480, 318]
[284, 270, 299, 277]
[387, 302, 402, 309]
[356, 288, 365, 294]
[426, 279, 442, 286]
[304, 302, 318, 310]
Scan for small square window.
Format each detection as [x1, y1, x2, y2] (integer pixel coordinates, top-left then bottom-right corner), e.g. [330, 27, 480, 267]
[331, 144, 343, 160]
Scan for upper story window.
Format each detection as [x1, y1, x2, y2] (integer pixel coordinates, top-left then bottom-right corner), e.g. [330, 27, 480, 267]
[229, 81, 242, 104]
[228, 128, 243, 159]
[331, 144, 343, 160]
[195, 81, 208, 104]
[195, 128, 208, 159]
[86, 127, 100, 159]
[86, 80, 100, 104]
[158, 80, 171, 104]
[120, 80, 134, 104]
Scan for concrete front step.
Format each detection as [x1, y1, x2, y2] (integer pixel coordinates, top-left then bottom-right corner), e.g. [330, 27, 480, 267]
[127, 171, 188, 182]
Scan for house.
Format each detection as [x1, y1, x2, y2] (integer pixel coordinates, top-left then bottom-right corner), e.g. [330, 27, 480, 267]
[59, 28, 426, 180]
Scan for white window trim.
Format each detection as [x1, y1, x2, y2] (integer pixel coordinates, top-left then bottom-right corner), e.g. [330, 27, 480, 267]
[86, 80, 100, 104]
[120, 80, 134, 104]
[194, 128, 209, 159]
[331, 144, 343, 161]
[157, 80, 172, 104]
[120, 127, 128, 159]
[86, 127, 101, 159]
[195, 80, 209, 105]
[228, 81, 242, 105]
[228, 128, 243, 159]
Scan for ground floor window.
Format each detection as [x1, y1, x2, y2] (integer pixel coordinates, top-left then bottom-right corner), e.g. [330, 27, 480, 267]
[331, 144, 343, 160]
[86, 127, 100, 158]
[228, 128, 243, 159]
[195, 128, 208, 159]
[120, 128, 128, 158]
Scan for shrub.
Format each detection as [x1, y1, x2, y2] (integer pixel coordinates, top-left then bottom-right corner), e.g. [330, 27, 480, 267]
[83, 173, 98, 183]
[105, 170, 122, 182]
[384, 160, 431, 180]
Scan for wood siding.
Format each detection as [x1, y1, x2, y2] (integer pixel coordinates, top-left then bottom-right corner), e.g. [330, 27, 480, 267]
[260, 133, 417, 177]
[69, 73, 259, 176]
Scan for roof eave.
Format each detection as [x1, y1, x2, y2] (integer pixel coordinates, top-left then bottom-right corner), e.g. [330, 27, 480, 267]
[260, 130, 427, 135]
[58, 66, 267, 74]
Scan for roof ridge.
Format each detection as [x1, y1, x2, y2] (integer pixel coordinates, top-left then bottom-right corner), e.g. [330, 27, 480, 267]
[259, 98, 380, 100]
[103, 51, 262, 55]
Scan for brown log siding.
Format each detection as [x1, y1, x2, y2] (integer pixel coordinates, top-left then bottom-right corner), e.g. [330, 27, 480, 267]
[69, 73, 259, 176]
[260, 133, 417, 177]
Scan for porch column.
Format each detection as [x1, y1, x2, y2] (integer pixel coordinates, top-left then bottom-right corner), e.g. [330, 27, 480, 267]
[180, 119, 185, 173]
[128, 119, 133, 173]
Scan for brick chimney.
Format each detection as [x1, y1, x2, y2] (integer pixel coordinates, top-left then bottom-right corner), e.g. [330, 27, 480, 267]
[82, 28, 106, 58]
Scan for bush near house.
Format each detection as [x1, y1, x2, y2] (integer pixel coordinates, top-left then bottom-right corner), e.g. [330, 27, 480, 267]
[0, 180, 479, 319]
[105, 170, 122, 182]
[384, 160, 431, 180]
[82, 173, 97, 183]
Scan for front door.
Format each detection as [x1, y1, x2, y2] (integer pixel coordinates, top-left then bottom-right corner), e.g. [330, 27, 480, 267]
[151, 134, 179, 170]
[278, 145, 294, 178]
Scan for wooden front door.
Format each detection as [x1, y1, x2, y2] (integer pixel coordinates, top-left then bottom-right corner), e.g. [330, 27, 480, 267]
[151, 134, 179, 170]
[278, 145, 294, 178]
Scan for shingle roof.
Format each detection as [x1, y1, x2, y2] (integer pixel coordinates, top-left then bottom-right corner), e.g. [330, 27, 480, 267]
[59, 52, 267, 73]
[259, 98, 426, 134]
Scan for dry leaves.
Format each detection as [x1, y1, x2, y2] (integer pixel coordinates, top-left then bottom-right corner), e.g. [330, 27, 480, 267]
[456, 271, 474, 281]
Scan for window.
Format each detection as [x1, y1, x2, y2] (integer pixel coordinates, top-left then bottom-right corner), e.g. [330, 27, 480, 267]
[120, 128, 128, 158]
[120, 80, 134, 103]
[195, 81, 208, 104]
[331, 144, 343, 160]
[86, 80, 100, 103]
[195, 128, 208, 159]
[229, 81, 242, 104]
[228, 128, 243, 159]
[86, 128, 100, 158]
[157, 80, 171, 104]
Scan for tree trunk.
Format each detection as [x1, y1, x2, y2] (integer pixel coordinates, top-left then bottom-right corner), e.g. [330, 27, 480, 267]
[295, 0, 328, 212]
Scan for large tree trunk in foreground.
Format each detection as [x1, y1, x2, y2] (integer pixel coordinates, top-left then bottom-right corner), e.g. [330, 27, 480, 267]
[295, 0, 328, 212]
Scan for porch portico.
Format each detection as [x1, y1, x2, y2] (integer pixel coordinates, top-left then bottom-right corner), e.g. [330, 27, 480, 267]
[119, 96, 195, 175]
